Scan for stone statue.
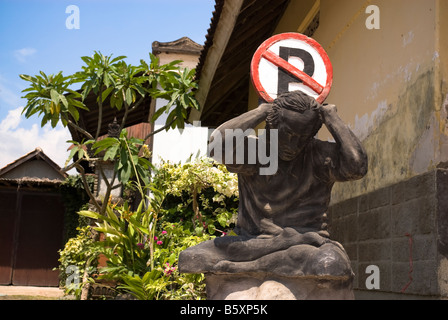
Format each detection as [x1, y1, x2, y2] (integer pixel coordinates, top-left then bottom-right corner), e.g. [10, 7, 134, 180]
[179, 90, 368, 299]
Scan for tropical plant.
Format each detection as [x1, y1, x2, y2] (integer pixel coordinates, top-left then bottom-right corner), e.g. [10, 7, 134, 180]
[19, 51, 200, 213]
[75, 157, 238, 300]
[20, 51, 198, 140]
[56, 226, 101, 299]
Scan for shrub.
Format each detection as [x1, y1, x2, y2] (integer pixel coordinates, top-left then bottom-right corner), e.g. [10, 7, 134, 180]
[154, 158, 239, 236]
[56, 226, 101, 298]
[74, 157, 238, 300]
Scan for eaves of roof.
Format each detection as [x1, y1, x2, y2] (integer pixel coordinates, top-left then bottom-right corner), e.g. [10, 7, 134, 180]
[191, 0, 291, 128]
[0, 147, 67, 180]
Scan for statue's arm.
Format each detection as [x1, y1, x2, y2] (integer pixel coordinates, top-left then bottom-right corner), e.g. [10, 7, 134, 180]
[319, 104, 368, 181]
[208, 103, 271, 169]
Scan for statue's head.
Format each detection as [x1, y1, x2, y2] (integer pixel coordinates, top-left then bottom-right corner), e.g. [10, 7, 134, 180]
[266, 91, 323, 161]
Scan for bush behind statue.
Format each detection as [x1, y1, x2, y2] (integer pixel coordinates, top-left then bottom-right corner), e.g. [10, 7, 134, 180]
[57, 157, 238, 300]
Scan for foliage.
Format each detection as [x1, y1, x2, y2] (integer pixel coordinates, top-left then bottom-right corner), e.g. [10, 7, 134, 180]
[75, 158, 238, 300]
[56, 226, 101, 299]
[19, 71, 87, 128]
[60, 174, 95, 242]
[78, 198, 157, 278]
[20, 51, 199, 140]
[117, 221, 211, 300]
[19, 51, 200, 216]
[20, 50, 238, 300]
[91, 129, 152, 186]
[154, 158, 239, 236]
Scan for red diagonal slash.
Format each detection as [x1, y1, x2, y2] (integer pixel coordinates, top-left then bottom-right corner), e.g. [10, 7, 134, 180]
[262, 50, 324, 94]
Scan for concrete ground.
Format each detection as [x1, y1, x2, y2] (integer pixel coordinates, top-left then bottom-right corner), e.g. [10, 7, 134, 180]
[0, 285, 65, 299]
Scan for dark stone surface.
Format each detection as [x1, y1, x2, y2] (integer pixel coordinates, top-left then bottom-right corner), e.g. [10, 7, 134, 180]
[179, 228, 354, 278]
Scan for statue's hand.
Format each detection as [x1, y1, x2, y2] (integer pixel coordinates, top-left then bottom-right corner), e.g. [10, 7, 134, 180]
[257, 102, 273, 115]
[319, 103, 337, 114]
[318, 103, 338, 123]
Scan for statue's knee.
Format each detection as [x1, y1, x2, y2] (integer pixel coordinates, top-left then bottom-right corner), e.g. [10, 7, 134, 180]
[306, 243, 352, 277]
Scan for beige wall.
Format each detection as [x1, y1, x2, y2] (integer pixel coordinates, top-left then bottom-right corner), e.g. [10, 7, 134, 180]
[157, 52, 199, 70]
[251, 0, 448, 203]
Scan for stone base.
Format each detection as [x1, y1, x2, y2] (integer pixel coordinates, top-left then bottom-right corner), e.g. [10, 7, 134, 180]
[206, 273, 354, 300]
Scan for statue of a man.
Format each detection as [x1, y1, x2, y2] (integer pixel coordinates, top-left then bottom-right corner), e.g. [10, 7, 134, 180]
[179, 90, 368, 278]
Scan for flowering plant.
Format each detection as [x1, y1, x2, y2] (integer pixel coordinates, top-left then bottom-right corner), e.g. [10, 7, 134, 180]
[153, 157, 239, 236]
[74, 157, 238, 300]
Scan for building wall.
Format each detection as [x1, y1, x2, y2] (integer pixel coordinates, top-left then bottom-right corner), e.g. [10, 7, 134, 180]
[1, 160, 64, 181]
[249, 0, 448, 298]
[329, 168, 448, 298]
[151, 51, 209, 164]
[270, 0, 448, 203]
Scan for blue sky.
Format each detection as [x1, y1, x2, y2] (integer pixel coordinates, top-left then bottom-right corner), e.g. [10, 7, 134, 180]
[0, 0, 215, 169]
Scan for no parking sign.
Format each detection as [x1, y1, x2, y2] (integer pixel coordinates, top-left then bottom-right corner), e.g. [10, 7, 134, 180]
[251, 33, 333, 104]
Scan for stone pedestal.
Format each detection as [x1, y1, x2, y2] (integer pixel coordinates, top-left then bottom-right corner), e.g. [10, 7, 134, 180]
[179, 229, 357, 300]
[205, 273, 354, 300]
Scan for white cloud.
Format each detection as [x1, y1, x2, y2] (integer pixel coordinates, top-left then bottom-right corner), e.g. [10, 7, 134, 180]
[0, 107, 72, 171]
[13, 47, 37, 63]
[1, 106, 22, 131]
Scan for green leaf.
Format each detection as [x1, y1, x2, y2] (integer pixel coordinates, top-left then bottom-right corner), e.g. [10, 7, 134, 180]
[125, 88, 132, 105]
[106, 205, 120, 224]
[19, 74, 33, 82]
[104, 143, 119, 161]
[165, 109, 177, 129]
[50, 114, 59, 127]
[57, 93, 67, 110]
[78, 210, 100, 220]
[103, 73, 111, 87]
[128, 216, 150, 235]
[115, 93, 123, 110]
[81, 56, 92, 65]
[81, 83, 92, 101]
[68, 105, 80, 122]
[190, 95, 200, 110]
[67, 97, 88, 110]
[94, 226, 122, 237]
[133, 84, 146, 97]
[110, 55, 127, 64]
[165, 59, 183, 68]
[110, 92, 117, 109]
[101, 86, 114, 103]
[119, 163, 132, 184]
[93, 137, 118, 154]
[151, 105, 167, 122]
[77, 147, 86, 161]
[50, 89, 60, 105]
[65, 147, 78, 167]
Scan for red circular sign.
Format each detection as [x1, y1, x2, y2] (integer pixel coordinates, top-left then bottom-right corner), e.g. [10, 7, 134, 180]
[251, 33, 333, 104]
